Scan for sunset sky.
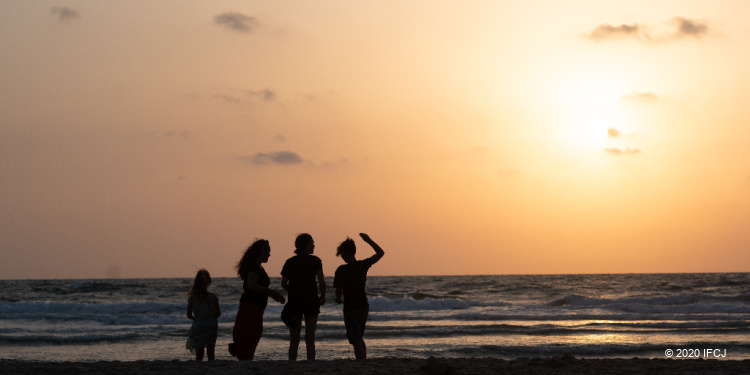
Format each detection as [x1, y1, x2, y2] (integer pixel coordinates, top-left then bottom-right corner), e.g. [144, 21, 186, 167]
[2, 1, 750, 279]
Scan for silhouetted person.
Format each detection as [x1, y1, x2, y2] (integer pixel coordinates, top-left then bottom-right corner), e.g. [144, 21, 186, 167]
[229, 239, 285, 360]
[280, 233, 326, 361]
[186, 269, 221, 361]
[333, 233, 385, 360]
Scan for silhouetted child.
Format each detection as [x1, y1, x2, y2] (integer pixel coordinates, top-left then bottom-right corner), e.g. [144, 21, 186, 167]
[186, 269, 221, 361]
[333, 233, 385, 360]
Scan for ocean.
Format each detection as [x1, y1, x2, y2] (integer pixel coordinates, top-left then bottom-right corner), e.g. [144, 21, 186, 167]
[1, 273, 749, 362]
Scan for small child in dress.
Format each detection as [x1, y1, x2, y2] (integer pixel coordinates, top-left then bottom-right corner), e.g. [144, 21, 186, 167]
[186, 269, 221, 361]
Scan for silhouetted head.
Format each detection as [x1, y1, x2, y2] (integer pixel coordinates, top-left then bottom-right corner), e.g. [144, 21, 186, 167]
[236, 239, 271, 278]
[294, 233, 314, 255]
[336, 237, 356, 258]
[188, 268, 211, 297]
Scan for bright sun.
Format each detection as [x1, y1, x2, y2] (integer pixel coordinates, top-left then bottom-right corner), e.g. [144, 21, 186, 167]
[550, 66, 631, 156]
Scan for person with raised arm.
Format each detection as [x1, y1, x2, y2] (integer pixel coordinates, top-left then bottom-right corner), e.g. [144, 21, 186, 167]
[333, 233, 384, 360]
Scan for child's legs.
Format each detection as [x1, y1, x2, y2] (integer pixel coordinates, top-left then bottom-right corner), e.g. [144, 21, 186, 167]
[207, 345, 215, 361]
[195, 346, 205, 361]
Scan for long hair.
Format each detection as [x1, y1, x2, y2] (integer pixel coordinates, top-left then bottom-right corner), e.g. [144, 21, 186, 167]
[236, 239, 270, 279]
[187, 269, 211, 299]
[336, 237, 356, 257]
[294, 233, 313, 255]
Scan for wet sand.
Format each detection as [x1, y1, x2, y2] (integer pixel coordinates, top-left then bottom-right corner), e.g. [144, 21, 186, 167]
[2, 356, 748, 375]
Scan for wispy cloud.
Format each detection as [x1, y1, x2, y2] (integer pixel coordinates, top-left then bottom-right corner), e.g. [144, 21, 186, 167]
[51, 7, 80, 23]
[238, 151, 303, 166]
[673, 17, 709, 38]
[607, 128, 621, 138]
[212, 88, 277, 105]
[246, 89, 277, 102]
[584, 17, 710, 42]
[213, 95, 241, 104]
[621, 91, 660, 103]
[604, 148, 641, 156]
[587, 23, 640, 41]
[214, 12, 259, 34]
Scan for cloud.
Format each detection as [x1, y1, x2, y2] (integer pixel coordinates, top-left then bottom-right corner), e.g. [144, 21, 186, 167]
[584, 17, 710, 42]
[673, 17, 709, 38]
[604, 148, 641, 156]
[51, 7, 80, 23]
[247, 89, 277, 102]
[621, 91, 659, 103]
[587, 23, 641, 41]
[213, 95, 241, 104]
[238, 151, 303, 165]
[214, 12, 258, 34]
[212, 89, 277, 105]
[607, 128, 621, 138]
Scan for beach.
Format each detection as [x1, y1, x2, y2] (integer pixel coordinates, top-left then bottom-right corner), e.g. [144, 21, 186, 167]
[2, 357, 749, 375]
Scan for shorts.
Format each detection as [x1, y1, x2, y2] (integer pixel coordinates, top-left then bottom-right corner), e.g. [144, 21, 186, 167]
[281, 300, 320, 328]
[343, 308, 369, 344]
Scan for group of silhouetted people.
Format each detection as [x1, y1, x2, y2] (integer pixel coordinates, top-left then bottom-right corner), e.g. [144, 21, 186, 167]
[185, 233, 385, 362]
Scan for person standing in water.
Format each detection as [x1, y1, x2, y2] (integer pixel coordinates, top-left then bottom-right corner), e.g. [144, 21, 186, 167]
[280, 233, 326, 360]
[333, 233, 384, 360]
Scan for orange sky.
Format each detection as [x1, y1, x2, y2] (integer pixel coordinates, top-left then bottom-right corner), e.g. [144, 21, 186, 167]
[2, 1, 750, 279]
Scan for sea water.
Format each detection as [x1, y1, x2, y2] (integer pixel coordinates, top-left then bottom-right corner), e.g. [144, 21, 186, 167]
[1, 273, 749, 362]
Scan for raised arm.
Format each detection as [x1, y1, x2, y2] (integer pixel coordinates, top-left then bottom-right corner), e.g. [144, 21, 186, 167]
[360, 233, 384, 264]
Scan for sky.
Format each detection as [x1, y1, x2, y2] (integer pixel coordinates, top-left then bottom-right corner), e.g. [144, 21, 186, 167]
[2, 1, 750, 279]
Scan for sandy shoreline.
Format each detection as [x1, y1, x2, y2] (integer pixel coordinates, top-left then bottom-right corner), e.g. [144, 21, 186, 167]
[2, 356, 748, 375]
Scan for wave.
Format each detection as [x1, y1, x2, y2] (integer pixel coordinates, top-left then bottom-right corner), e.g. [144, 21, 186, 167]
[368, 296, 509, 312]
[547, 294, 750, 314]
[4, 292, 749, 328]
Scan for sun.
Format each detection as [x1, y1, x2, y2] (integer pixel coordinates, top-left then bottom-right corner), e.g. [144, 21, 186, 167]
[548, 66, 631, 156]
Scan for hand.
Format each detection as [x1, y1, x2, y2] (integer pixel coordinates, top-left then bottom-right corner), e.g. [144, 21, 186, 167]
[320, 295, 326, 306]
[359, 233, 372, 242]
[271, 290, 286, 304]
[335, 297, 343, 304]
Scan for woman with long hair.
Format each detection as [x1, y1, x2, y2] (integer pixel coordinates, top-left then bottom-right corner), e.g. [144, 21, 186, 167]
[229, 239, 285, 360]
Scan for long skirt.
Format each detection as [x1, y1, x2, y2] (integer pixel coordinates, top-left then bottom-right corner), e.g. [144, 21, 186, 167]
[230, 302, 264, 361]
